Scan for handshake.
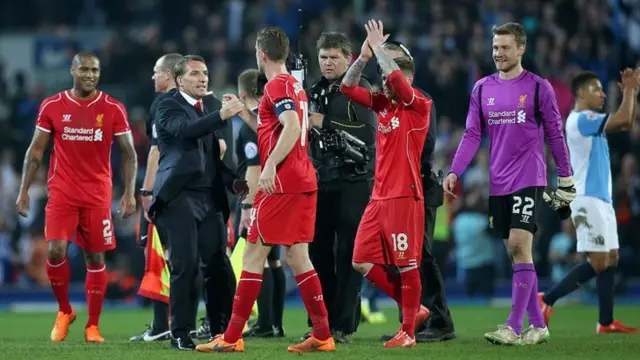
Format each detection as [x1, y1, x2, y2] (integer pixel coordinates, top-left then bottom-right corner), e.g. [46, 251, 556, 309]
[543, 176, 576, 220]
[220, 94, 247, 120]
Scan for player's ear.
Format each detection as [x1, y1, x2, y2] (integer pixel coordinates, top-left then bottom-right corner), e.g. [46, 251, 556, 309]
[176, 75, 183, 88]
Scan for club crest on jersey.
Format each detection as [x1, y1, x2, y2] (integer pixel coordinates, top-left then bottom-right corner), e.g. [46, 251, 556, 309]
[95, 113, 104, 128]
[518, 94, 527, 108]
[62, 114, 71, 122]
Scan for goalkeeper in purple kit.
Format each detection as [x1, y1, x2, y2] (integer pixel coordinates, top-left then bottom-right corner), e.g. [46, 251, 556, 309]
[442, 22, 576, 345]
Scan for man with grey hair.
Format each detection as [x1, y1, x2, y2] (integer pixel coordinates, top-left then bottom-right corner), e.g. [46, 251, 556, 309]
[131, 53, 183, 342]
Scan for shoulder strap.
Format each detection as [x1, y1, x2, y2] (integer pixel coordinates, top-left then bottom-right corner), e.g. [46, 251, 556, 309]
[534, 82, 542, 126]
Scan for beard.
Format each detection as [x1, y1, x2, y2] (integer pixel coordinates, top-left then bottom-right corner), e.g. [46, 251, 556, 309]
[495, 58, 518, 73]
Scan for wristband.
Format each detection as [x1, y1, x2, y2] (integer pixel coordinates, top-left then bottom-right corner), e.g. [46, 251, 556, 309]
[140, 189, 152, 197]
[241, 203, 253, 209]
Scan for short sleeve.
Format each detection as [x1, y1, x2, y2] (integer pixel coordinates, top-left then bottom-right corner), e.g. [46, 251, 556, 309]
[35, 97, 58, 133]
[265, 77, 297, 117]
[576, 111, 609, 137]
[107, 97, 131, 135]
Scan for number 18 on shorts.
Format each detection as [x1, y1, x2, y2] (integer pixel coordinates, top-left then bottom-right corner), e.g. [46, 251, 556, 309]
[353, 198, 425, 267]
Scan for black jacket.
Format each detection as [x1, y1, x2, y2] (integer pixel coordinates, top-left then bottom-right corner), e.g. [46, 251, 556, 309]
[149, 91, 237, 222]
[418, 88, 443, 208]
[310, 75, 377, 183]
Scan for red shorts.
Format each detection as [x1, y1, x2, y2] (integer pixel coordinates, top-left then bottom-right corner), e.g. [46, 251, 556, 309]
[45, 202, 115, 252]
[353, 197, 424, 267]
[246, 191, 317, 246]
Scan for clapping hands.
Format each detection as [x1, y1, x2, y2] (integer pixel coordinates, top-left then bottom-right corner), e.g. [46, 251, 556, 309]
[619, 67, 640, 91]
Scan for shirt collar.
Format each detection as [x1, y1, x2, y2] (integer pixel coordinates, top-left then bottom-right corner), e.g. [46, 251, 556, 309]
[180, 90, 199, 106]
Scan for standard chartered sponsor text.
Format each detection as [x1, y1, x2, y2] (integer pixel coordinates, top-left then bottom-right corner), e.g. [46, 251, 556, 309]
[488, 110, 521, 125]
[63, 126, 95, 141]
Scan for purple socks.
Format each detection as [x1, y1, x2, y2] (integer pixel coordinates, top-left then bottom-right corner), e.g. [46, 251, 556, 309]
[506, 263, 545, 335]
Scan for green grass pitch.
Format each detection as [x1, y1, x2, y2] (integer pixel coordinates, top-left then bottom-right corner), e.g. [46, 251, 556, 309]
[2, 305, 639, 359]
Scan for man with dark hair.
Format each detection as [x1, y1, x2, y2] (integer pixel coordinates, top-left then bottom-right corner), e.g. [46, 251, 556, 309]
[443, 22, 575, 345]
[539, 69, 640, 334]
[150, 54, 249, 350]
[379, 41, 456, 343]
[196, 26, 334, 353]
[301, 31, 377, 343]
[234, 68, 287, 338]
[16, 50, 138, 343]
[130, 53, 182, 343]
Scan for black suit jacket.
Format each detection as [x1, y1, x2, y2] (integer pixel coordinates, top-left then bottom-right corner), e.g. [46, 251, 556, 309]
[150, 90, 237, 222]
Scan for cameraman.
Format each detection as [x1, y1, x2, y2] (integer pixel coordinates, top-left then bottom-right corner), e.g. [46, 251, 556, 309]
[304, 32, 377, 343]
[378, 41, 456, 342]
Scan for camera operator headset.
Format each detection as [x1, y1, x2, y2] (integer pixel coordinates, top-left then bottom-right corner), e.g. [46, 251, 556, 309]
[298, 32, 378, 343]
[377, 40, 456, 342]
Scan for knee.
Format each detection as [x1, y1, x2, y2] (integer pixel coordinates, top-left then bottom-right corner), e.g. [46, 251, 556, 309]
[506, 236, 531, 261]
[588, 253, 608, 273]
[47, 241, 67, 262]
[607, 250, 619, 268]
[84, 252, 105, 267]
[352, 262, 371, 275]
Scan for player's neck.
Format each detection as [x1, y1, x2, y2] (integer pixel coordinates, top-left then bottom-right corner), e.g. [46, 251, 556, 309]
[574, 102, 590, 113]
[498, 64, 524, 80]
[264, 62, 288, 81]
[244, 100, 259, 110]
[70, 88, 97, 100]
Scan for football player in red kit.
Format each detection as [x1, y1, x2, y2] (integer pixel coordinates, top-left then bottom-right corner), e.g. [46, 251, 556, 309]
[340, 20, 431, 348]
[195, 27, 334, 353]
[15, 51, 138, 343]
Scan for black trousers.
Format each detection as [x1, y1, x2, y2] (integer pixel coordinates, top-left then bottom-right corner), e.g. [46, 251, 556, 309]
[308, 180, 371, 334]
[419, 205, 454, 330]
[154, 190, 235, 338]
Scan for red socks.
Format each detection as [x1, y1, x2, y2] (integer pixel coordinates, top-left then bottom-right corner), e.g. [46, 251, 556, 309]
[400, 268, 421, 337]
[85, 264, 107, 327]
[364, 265, 402, 303]
[224, 271, 263, 343]
[296, 270, 331, 340]
[46, 258, 72, 314]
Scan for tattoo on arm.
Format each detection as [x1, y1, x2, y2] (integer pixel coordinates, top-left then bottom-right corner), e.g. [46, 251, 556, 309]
[343, 58, 367, 87]
[373, 45, 400, 76]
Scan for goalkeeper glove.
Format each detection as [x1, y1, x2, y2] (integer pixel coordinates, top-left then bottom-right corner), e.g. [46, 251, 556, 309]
[543, 189, 572, 220]
[554, 175, 576, 206]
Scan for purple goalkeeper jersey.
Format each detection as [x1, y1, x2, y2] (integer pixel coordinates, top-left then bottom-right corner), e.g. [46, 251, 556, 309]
[450, 71, 572, 196]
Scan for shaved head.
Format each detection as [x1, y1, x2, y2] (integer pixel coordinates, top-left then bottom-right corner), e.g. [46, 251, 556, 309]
[72, 50, 99, 67]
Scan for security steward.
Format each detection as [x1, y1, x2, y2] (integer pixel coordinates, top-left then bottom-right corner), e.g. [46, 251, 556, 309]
[302, 32, 377, 343]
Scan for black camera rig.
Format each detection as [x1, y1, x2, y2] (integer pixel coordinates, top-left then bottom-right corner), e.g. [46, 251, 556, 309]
[309, 127, 370, 170]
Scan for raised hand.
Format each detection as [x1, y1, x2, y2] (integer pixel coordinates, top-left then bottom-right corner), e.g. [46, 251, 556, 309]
[364, 19, 390, 50]
[620, 68, 639, 90]
[360, 37, 373, 62]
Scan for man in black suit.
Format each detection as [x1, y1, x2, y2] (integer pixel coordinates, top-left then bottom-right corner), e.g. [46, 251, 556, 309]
[149, 54, 249, 351]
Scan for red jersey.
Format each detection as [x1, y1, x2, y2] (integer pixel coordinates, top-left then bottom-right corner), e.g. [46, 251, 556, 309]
[257, 73, 317, 193]
[35, 90, 131, 208]
[341, 70, 431, 200]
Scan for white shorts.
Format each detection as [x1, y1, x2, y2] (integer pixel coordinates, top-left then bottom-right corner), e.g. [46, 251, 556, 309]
[570, 196, 619, 253]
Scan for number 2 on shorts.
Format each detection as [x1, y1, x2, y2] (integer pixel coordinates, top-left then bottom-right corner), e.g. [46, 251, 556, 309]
[392, 233, 409, 252]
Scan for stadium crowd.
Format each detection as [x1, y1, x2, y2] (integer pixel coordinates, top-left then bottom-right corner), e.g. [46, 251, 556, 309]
[0, 0, 639, 299]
